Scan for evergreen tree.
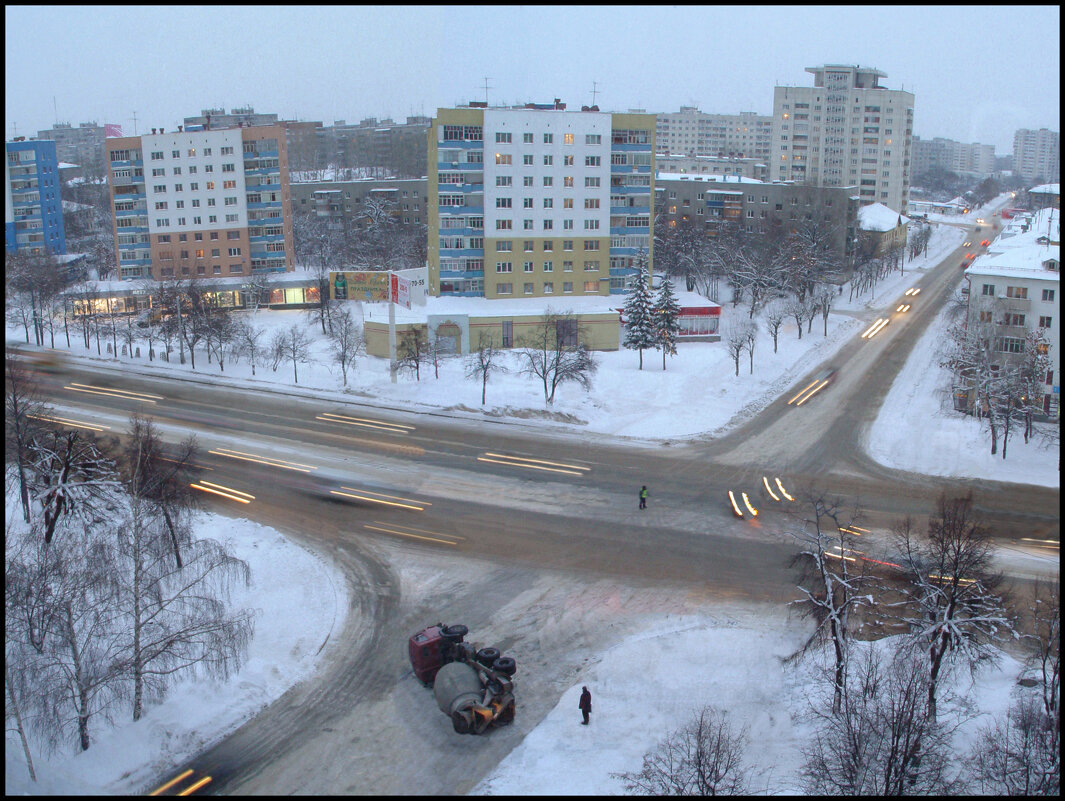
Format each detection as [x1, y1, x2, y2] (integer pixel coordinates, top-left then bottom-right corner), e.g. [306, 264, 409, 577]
[654, 276, 682, 370]
[622, 265, 656, 369]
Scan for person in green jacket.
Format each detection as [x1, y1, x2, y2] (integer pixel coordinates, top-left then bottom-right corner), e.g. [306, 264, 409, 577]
[639, 485, 648, 509]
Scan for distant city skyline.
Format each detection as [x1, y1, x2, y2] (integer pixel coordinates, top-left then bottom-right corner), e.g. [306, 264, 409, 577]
[5, 5, 1059, 154]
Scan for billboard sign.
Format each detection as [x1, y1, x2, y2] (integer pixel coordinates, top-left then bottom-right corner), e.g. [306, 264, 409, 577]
[390, 273, 411, 309]
[329, 271, 389, 301]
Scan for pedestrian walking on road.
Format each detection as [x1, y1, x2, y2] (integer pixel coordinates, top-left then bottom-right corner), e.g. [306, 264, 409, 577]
[579, 686, 592, 725]
[639, 485, 648, 509]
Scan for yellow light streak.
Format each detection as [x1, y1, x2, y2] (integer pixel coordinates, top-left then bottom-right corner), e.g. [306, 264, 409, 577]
[774, 478, 794, 501]
[909, 288, 921, 295]
[483, 452, 590, 471]
[149, 769, 194, 796]
[331, 489, 426, 511]
[825, 550, 857, 562]
[65, 383, 161, 403]
[788, 379, 820, 405]
[741, 492, 758, 516]
[363, 523, 458, 545]
[368, 521, 463, 541]
[477, 453, 588, 476]
[208, 448, 317, 472]
[340, 487, 431, 506]
[762, 476, 780, 501]
[1020, 538, 1059, 546]
[190, 483, 252, 504]
[177, 776, 213, 795]
[896, 304, 911, 312]
[728, 491, 744, 517]
[929, 573, 976, 585]
[198, 480, 254, 499]
[316, 412, 415, 434]
[794, 380, 829, 407]
[861, 318, 888, 338]
[28, 413, 111, 432]
[68, 382, 165, 400]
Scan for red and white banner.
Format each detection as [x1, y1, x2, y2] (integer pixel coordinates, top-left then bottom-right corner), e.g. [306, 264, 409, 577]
[105, 123, 123, 138]
[390, 273, 411, 309]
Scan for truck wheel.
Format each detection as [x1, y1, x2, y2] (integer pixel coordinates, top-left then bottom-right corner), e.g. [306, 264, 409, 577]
[492, 657, 516, 676]
[441, 624, 468, 642]
[476, 647, 500, 666]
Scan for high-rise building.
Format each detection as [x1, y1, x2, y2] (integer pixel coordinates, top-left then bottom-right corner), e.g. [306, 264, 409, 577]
[912, 136, 996, 178]
[183, 106, 280, 131]
[428, 102, 655, 299]
[1012, 128, 1059, 184]
[6, 138, 66, 255]
[772, 65, 914, 212]
[106, 124, 293, 280]
[35, 121, 107, 175]
[656, 108, 772, 161]
[326, 116, 431, 178]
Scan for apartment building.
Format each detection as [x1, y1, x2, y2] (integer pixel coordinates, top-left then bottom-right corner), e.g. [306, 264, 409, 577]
[35, 121, 107, 174]
[654, 172, 859, 265]
[655, 153, 768, 181]
[772, 65, 914, 213]
[912, 135, 996, 178]
[963, 206, 1060, 417]
[289, 175, 427, 230]
[428, 102, 655, 299]
[325, 116, 431, 178]
[1012, 128, 1060, 184]
[5, 138, 66, 255]
[656, 108, 772, 161]
[107, 124, 293, 280]
[183, 106, 280, 131]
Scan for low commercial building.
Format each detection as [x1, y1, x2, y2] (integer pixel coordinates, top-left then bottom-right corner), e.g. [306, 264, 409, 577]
[857, 202, 909, 257]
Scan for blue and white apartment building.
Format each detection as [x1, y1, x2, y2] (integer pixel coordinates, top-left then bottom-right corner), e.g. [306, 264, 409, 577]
[5, 138, 66, 256]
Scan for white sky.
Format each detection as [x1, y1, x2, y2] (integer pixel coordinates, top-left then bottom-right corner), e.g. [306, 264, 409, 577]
[5, 6, 1060, 153]
[5, 193, 1059, 793]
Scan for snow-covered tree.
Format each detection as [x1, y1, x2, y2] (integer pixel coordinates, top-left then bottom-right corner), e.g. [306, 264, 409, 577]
[465, 332, 508, 406]
[653, 276, 682, 370]
[517, 309, 598, 404]
[788, 491, 874, 714]
[743, 320, 758, 374]
[615, 705, 752, 795]
[395, 327, 429, 381]
[966, 691, 1059, 795]
[327, 306, 365, 387]
[622, 265, 656, 369]
[888, 493, 1012, 721]
[725, 319, 747, 377]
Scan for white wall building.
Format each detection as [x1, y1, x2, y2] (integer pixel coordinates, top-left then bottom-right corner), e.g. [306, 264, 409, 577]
[1013, 128, 1060, 184]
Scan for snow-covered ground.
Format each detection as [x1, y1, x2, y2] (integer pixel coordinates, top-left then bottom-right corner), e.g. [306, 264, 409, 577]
[6, 193, 1057, 794]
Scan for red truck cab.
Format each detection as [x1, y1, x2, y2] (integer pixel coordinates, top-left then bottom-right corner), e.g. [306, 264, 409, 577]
[409, 623, 468, 684]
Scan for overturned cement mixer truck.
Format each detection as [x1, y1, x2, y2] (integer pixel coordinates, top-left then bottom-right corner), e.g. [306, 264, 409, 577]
[408, 623, 516, 734]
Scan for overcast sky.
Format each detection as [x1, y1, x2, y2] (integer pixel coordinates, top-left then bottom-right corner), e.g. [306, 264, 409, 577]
[5, 5, 1059, 154]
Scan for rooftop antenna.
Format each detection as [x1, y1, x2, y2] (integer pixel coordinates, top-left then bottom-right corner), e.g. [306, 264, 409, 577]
[10, 121, 16, 138]
[482, 76, 492, 105]
[53, 95, 59, 126]
[591, 81, 600, 107]
[130, 110, 139, 136]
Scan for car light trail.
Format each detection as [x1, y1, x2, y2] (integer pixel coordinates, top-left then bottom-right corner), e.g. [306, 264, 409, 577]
[190, 480, 254, 504]
[787, 378, 820, 405]
[762, 476, 780, 501]
[826, 549, 857, 562]
[861, 318, 889, 338]
[839, 524, 870, 536]
[177, 776, 213, 795]
[477, 452, 590, 476]
[363, 522, 462, 546]
[316, 411, 415, 435]
[903, 287, 921, 296]
[728, 491, 744, 518]
[207, 448, 317, 472]
[149, 769, 195, 796]
[774, 478, 794, 501]
[1020, 537, 1059, 547]
[791, 380, 829, 407]
[65, 382, 164, 403]
[896, 304, 911, 312]
[930, 573, 976, 585]
[28, 413, 111, 432]
[332, 487, 430, 511]
[741, 492, 758, 516]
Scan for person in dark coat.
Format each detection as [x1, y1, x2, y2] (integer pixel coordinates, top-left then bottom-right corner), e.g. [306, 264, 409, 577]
[639, 486, 648, 509]
[579, 686, 592, 725]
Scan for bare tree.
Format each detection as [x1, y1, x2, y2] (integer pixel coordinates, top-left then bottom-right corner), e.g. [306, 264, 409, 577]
[801, 643, 963, 795]
[787, 297, 814, 340]
[5, 352, 51, 522]
[395, 327, 429, 381]
[233, 318, 265, 377]
[277, 324, 312, 384]
[788, 491, 874, 714]
[206, 313, 237, 372]
[465, 332, 508, 406]
[966, 692, 1059, 795]
[816, 285, 835, 336]
[725, 319, 747, 377]
[1022, 576, 1060, 723]
[889, 493, 1012, 721]
[743, 320, 758, 375]
[614, 705, 752, 795]
[516, 309, 598, 405]
[327, 305, 365, 387]
[764, 301, 787, 354]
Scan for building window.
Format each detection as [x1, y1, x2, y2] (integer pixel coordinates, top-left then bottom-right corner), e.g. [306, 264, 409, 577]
[523, 154, 534, 165]
[211, 248, 220, 257]
[564, 220, 574, 230]
[496, 197, 512, 208]
[563, 240, 573, 251]
[497, 282, 513, 295]
[543, 260, 553, 272]
[564, 133, 574, 145]
[1006, 286, 1028, 299]
[543, 241, 553, 252]
[544, 155, 553, 166]
[583, 239, 600, 250]
[564, 176, 574, 187]
[495, 153, 512, 165]
[523, 132, 534, 144]
[496, 240, 512, 252]
[495, 132, 512, 143]
[585, 176, 600, 187]
[994, 337, 1024, 354]
[584, 220, 600, 230]
[495, 219, 512, 230]
[1042, 289, 1055, 302]
[543, 176, 553, 186]
[543, 219, 553, 230]
[524, 261, 534, 272]
[583, 260, 599, 271]
[228, 247, 242, 256]
[563, 282, 573, 293]
[544, 282, 554, 293]
[1039, 316, 1052, 328]
[981, 284, 995, 296]
[496, 262, 512, 273]
[523, 197, 534, 208]
[585, 156, 601, 166]
[585, 134, 601, 145]
[543, 133, 553, 144]
[523, 176, 534, 187]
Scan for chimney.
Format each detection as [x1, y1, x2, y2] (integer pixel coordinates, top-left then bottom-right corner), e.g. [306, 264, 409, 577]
[160, 127, 164, 133]
[152, 128, 157, 135]
[178, 125, 183, 132]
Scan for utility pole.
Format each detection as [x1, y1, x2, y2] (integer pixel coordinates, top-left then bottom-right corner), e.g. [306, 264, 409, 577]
[482, 77, 492, 105]
[130, 110, 139, 136]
